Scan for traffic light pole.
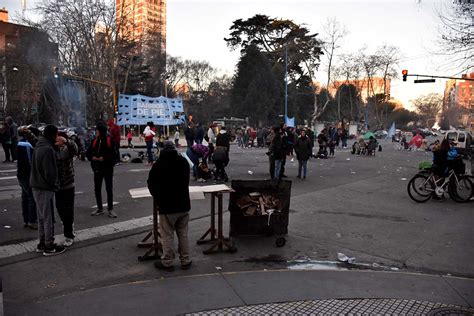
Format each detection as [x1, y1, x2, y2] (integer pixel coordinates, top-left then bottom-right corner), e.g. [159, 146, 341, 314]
[404, 73, 474, 81]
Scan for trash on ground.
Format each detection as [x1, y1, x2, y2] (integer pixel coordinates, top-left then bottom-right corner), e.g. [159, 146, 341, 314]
[401, 178, 407, 181]
[346, 158, 351, 161]
[390, 267, 399, 271]
[2, 208, 6, 212]
[247, 170, 253, 175]
[351, 171, 356, 174]
[215, 266, 222, 270]
[4, 225, 11, 229]
[337, 252, 355, 264]
[372, 262, 380, 268]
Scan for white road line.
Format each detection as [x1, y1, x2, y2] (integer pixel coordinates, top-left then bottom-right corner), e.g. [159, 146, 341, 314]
[129, 169, 149, 172]
[0, 176, 16, 180]
[0, 169, 17, 173]
[90, 202, 119, 209]
[0, 215, 153, 259]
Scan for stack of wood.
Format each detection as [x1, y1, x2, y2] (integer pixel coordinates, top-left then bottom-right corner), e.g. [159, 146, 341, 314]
[235, 192, 282, 216]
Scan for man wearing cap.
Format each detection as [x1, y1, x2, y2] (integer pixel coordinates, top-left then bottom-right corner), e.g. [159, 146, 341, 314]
[147, 140, 192, 271]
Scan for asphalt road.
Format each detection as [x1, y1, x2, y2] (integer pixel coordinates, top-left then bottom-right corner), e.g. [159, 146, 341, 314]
[0, 138, 473, 305]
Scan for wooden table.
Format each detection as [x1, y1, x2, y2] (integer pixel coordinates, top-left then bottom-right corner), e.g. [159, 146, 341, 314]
[197, 189, 237, 254]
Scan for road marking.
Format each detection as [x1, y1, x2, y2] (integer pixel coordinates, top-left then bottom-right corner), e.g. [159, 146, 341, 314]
[90, 202, 119, 209]
[129, 169, 149, 172]
[0, 176, 16, 180]
[0, 169, 16, 173]
[0, 215, 153, 259]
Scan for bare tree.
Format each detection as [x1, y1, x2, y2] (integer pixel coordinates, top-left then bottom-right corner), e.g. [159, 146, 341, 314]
[436, 0, 473, 73]
[411, 93, 443, 127]
[313, 17, 348, 122]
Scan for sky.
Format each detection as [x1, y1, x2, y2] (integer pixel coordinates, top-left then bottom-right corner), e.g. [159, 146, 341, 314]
[2, 0, 460, 110]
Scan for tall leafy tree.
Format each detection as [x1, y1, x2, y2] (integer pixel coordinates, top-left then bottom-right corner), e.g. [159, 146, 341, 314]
[231, 45, 281, 126]
[225, 15, 323, 123]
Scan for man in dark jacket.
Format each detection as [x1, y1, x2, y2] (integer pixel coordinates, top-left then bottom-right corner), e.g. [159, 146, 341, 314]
[55, 132, 78, 247]
[216, 126, 231, 153]
[294, 130, 312, 179]
[17, 127, 38, 229]
[269, 126, 286, 180]
[30, 124, 65, 256]
[87, 124, 117, 218]
[148, 140, 192, 271]
[184, 124, 195, 148]
[194, 123, 204, 144]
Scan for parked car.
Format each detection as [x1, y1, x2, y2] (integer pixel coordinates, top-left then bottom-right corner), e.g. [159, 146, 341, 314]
[374, 130, 388, 139]
[445, 130, 473, 157]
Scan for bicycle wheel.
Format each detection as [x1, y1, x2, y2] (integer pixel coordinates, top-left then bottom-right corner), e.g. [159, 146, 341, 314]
[448, 176, 473, 203]
[407, 174, 434, 203]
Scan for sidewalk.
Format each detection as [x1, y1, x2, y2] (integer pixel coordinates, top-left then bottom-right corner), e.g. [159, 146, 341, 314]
[7, 269, 474, 315]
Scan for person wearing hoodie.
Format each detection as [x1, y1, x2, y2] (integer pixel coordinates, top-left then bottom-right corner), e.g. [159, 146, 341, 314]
[86, 124, 117, 218]
[186, 143, 209, 181]
[148, 140, 192, 271]
[55, 131, 78, 247]
[294, 129, 312, 179]
[30, 124, 65, 256]
[17, 126, 39, 230]
[107, 119, 121, 165]
[216, 126, 231, 153]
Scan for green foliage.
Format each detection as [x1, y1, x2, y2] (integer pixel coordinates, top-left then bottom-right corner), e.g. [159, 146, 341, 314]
[230, 45, 282, 126]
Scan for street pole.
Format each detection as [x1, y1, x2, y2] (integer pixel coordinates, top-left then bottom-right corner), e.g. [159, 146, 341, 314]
[284, 42, 288, 124]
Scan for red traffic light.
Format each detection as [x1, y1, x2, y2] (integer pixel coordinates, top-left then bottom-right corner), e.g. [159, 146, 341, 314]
[402, 69, 408, 81]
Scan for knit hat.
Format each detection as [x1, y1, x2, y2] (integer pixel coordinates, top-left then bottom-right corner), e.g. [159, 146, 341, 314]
[162, 140, 176, 151]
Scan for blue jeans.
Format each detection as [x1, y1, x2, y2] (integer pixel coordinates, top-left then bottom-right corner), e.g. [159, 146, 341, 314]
[274, 159, 282, 179]
[186, 148, 199, 178]
[298, 160, 308, 178]
[18, 177, 37, 224]
[146, 140, 154, 163]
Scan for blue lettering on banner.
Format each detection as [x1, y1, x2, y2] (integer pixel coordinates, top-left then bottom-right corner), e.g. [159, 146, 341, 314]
[116, 93, 186, 126]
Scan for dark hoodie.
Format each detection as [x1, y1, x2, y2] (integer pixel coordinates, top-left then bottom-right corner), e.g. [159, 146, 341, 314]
[30, 136, 59, 191]
[147, 148, 190, 214]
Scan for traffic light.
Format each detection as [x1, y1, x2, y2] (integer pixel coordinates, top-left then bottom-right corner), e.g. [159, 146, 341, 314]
[402, 69, 408, 81]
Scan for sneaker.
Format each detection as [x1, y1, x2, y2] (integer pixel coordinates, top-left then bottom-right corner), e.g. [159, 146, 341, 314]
[154, 261, 174, 272]
[197, 178, 206, 183]
[91, 209, 105, 216]
[181, 261, 192, 270]
[108, 210, 118, 218]
[36, 243, 45, 253]
[28, 223, 38, 230]
[64, 238, 74, 247]
[43, 244, 66, 256]
[296, 175, 301, 179]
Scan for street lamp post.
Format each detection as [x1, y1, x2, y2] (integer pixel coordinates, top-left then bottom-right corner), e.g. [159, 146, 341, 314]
[284, 42, 288, 123]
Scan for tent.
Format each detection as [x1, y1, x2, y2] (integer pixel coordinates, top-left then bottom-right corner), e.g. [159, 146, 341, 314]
[362, 131, 375, 140]
[386, 122, 395, 139]
[409, 134, 424, 148]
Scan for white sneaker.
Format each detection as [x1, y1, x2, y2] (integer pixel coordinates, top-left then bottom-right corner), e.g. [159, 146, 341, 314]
[197, 178, 206, 183]
[64, 238, 74, 247]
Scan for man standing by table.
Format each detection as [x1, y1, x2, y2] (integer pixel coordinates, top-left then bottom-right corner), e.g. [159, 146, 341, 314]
[148, 140, 192, 271]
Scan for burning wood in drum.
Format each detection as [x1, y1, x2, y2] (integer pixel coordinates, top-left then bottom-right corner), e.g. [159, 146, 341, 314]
[235, 192, 282, 216]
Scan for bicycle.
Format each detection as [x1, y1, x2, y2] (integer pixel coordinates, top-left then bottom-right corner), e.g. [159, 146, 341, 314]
[407, 168, 473, 203]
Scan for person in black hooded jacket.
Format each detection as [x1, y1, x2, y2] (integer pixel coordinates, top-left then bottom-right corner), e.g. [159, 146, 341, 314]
[148, 140, 191, 271]
[86, 124, 117, 218]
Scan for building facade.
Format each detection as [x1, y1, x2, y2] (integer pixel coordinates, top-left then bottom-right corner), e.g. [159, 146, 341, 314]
[443, 73, 473, 129]
[0, 8, 58, 123]
[115, 0, 166, 54]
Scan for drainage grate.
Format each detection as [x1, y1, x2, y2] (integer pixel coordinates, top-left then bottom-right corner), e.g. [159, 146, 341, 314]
[188, 299, 474, 315]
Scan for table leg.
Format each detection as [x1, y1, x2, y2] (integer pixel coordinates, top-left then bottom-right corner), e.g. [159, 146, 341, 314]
[203, 193, 236, 254]
[138, 200, 162, 261]
[196, 192, 217, 244]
